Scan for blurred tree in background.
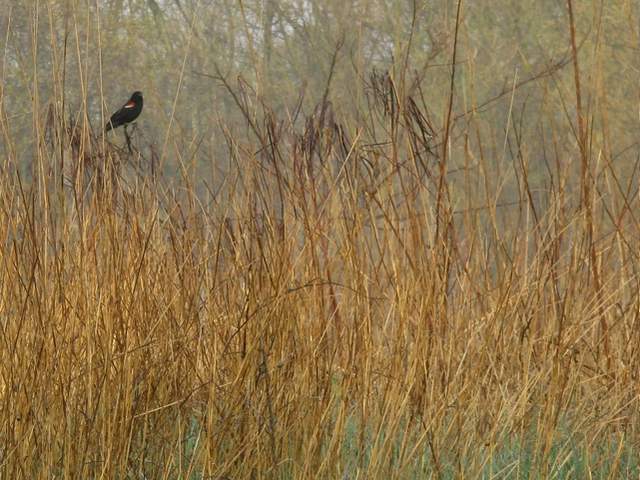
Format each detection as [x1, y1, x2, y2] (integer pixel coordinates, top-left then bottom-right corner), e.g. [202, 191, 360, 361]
[0, 0, 638, 192]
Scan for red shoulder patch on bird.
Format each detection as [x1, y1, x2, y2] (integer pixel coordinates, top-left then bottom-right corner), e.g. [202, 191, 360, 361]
[124, 100, 135, 108]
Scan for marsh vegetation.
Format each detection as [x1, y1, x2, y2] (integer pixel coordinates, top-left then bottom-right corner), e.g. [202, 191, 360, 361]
[1, 1, 639, 478]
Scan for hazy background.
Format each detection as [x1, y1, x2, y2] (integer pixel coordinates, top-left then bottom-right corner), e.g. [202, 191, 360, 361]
[2, 0, 637, 192]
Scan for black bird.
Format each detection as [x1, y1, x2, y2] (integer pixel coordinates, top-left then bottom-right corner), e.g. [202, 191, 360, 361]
[105, 91, 143, 132]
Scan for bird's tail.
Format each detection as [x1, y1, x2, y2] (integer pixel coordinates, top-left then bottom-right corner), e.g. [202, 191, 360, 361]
[105, 121, 113, 132]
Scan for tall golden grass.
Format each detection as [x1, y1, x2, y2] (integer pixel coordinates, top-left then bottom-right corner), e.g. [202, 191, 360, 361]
[1, 3, 640, 478]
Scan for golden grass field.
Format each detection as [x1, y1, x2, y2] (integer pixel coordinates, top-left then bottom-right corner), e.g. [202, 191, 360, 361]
[1, 2, 640, 478]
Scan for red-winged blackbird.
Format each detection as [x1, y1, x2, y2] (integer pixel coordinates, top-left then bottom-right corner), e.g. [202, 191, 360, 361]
[105, 91, 143, 132]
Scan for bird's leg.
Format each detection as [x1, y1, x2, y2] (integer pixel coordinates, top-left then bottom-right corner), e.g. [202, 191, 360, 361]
[124, 124, 133, 154]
